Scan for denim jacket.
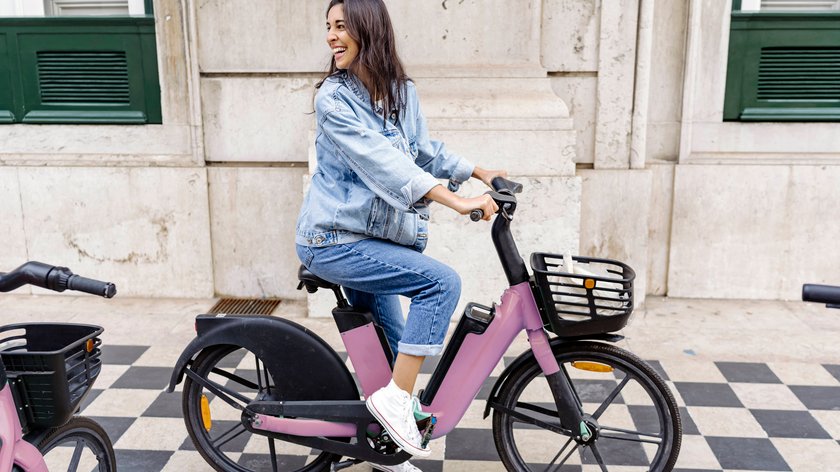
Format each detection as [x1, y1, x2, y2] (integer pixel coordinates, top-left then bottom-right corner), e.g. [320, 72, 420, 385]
[295, 72, 475, 250]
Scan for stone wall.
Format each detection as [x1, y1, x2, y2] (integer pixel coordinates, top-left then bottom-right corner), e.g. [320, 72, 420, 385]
[1, 0, 837, 305]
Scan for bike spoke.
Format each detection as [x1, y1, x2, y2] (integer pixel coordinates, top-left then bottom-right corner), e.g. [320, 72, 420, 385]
[255, 356, 264, 391]
[589, 443, 609, 472]
[592, 374, 631, 420]
[212, 422, 249, 449]
[498, 402, 568, 434]
[208, 366, 260, 391]
[187, 367, 253, 407]
[516, 401, 560, 419]
[268, 438, 279, 471]
[599, 432, 663, 445]
[546, 436, 578, 472]
[264, 362, 273, 395]
[599, 424, 662, 440]
[66, 439, 84, 472]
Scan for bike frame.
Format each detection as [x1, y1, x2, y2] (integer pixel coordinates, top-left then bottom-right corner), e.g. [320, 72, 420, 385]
[248, 189, 586, 442]
[0, 365, 48, 472]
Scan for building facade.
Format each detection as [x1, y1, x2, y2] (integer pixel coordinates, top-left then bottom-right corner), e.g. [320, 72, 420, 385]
[0, 0, 837, 313]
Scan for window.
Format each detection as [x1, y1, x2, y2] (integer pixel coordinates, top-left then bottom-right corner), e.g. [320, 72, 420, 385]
[724, 0, 840, 121]
[0, 0, 160, 124]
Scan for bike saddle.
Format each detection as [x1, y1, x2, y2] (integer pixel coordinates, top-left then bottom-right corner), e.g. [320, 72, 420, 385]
[297, 265, 339, 293]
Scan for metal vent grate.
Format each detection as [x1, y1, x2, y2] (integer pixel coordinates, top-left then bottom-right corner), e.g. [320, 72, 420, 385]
[758, 47, 840, 101]
[36, 51, 130, 104]
[207, 298, 282, 315]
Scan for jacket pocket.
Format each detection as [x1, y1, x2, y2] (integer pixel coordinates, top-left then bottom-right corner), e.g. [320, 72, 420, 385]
[366, 197, 391, 240]
[366, 197, 418, 247]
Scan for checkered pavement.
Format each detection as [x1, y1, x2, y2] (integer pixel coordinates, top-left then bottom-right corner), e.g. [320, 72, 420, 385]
[79, 341, 840, 471]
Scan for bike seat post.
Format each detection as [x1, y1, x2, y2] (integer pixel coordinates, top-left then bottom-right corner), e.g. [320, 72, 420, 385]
[332, 286, 350, 309]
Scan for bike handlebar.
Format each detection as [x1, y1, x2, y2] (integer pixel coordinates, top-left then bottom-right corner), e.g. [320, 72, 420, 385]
[802, 284, 840, 308]
[0, 262, 116, 298]
[469, 176, 524, 222]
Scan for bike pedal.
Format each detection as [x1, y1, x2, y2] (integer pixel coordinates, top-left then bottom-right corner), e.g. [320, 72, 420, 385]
[419, 415, 437, 448]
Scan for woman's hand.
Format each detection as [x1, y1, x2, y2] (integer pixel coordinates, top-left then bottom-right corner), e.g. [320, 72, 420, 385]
[425, 185, 499, 221]
[472, 166, 508, 189]
[453, 194, 499, 221]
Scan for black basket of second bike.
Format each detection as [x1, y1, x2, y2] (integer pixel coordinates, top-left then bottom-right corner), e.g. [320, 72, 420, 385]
[530, 253, 635, 337]
[0, 323, 103, 433]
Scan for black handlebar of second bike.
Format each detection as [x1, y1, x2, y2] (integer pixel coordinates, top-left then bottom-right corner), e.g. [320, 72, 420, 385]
[0, 261, 116, 298]
[470, 176, 524, 222]
[802, 283, 840, 308]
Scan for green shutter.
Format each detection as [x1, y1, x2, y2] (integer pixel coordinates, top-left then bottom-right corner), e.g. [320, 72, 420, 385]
[0, 34, 15, 123]
[724, 12, 840, 121]
[0, 17, 160, 124]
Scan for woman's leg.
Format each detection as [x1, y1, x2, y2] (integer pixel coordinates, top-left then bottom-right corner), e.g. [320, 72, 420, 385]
[303, 238, 461, 359]
[301, 239, 460, 456]
[392, 353, 424, 393]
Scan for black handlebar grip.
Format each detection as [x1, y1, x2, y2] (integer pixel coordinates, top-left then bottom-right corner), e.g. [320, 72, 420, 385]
[803, 284, 840, 306]
[470, 209, 484, 222]
[491, 176, 524, 194]
[67, 275, 117, 299]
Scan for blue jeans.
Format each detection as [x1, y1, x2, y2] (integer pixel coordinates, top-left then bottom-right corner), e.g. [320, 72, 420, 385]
[296, 238, 461, 356]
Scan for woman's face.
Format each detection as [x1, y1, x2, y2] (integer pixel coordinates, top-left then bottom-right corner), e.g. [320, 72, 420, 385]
[326, 4, 359, 70]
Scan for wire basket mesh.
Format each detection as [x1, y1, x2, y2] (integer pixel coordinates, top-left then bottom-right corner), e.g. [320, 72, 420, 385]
[530, 253, 635, 336]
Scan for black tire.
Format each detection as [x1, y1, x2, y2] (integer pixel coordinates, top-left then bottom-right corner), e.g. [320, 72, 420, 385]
[492, 342, 681, 471]
[36, 416, 116, 472]
[182, 345, 341, 472]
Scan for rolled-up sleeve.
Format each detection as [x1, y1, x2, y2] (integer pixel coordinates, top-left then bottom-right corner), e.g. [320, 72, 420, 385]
[319, 100, 439, 212]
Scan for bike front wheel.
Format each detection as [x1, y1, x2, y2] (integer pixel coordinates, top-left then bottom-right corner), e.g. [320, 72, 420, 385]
[492, 341, 681, 471]
[36, 416, 116, 472]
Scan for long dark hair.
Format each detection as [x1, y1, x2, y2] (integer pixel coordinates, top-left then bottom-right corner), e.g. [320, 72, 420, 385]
[316, 0, 410, 123]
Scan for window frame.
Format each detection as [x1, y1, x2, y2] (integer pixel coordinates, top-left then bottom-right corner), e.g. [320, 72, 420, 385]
[723, 4, 840, 122]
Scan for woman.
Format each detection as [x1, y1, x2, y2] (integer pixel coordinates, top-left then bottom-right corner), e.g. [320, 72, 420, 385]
[295, 0, 506, 467]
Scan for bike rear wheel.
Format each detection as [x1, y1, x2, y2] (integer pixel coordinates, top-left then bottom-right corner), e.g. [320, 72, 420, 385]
[182, 344, 341, 472]
[36, 416, 116, 472]
[492, 341, 681, 471]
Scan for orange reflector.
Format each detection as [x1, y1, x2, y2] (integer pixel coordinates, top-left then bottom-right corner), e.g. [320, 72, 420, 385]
[572, 361, 613, 373]
[584, 279, 596, 289]
[200, 395, 212, 431]
[85, 339, 95, 353]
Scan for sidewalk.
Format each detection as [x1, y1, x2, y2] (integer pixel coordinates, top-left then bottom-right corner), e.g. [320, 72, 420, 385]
[1, 293, 839, 471]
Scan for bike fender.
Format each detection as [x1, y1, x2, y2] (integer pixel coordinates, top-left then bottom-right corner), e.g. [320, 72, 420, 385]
[166, 315, 358, 401]
[482, 335, 622, 418]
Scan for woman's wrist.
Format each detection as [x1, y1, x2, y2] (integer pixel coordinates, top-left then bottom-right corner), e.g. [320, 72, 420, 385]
[425, 184, 469, 213]
[471, 167, 487, 182]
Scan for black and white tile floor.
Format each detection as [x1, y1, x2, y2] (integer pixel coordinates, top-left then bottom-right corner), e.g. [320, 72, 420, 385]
[3, 295, 840, 471]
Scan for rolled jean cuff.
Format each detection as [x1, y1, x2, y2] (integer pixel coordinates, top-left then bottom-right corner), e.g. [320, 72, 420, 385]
[398, 341, 444, 357]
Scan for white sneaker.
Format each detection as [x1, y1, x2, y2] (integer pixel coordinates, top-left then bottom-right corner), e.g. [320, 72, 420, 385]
[366, 380, 431, 457]
[370, 460, 423, 472]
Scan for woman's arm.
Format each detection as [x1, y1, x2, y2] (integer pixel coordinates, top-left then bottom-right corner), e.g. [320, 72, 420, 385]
[471, 166, 509, 188]
[319, 102, 439, 213]
[425, 185, 499, 221]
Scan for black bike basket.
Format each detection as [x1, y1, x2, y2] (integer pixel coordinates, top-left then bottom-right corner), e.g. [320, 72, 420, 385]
[0, 323, 103, 432]
[530, 253, 635, 336]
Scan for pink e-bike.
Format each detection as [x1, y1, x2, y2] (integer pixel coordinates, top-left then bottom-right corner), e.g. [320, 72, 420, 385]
[0, 262, 117, 472]
[168, 177, 682, 471]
